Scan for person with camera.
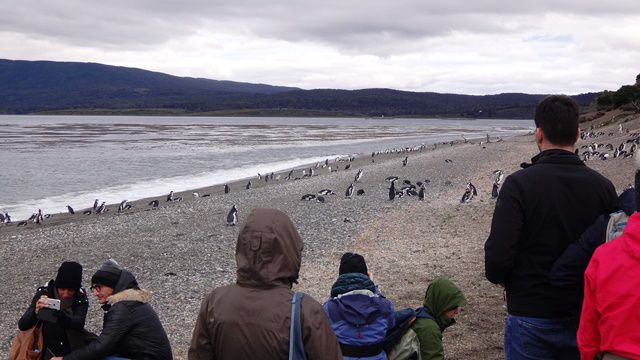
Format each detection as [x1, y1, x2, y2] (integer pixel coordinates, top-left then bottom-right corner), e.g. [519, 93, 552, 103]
[18, 261, 91, 359]
[52, 259, 173, 360]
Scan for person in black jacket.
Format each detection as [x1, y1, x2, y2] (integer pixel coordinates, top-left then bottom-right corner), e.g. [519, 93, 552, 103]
[484, 95, 617, 360]
[19, 261, 91, 359]
[52, 259, 173, 360]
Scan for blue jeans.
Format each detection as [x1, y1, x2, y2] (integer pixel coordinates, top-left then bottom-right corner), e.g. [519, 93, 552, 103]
[504, 314, 579, 360]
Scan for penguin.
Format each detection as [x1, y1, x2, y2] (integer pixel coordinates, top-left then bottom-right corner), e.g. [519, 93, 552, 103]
[246, 181, 252, 190]
[35, 209, 43, 224]
[93, 199, 99, 211]
[389, 180, 396, 201]
[97, 202, 107, 214]
[66, 205, 75, 215]
[316, 196, 326, 203]
[193, 192, 200, 198]
[4, 212, 10, 223]
[418, 186, 425, 201]
[17, 221, 28, 227]
[301, 194, 316, 201]
[493, 170, 504, 185]
[82, 210, 92, 216]
[0, 212, 4, 223]
[345, 183, 354, 198]
[318, 189, 335, 195]
[227, 205, 238, 226]
[224, 184, 230, 194]
[467, 182, 478, 196]
[356, 189, 365, 196]
[354, 169, 363, 182]
[460, 188, 473, 203]
[402, 156, 408, 167]
[344, 164, 351, 170]
[386, 176, 399, 182]
[149, 200, 160, 208]
[492, 182, 499, 199]
[166, 191, 174, 202]
[118, 200, 128, 213]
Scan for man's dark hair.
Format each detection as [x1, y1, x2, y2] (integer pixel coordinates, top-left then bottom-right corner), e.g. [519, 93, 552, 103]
[534, 95, 580, 146]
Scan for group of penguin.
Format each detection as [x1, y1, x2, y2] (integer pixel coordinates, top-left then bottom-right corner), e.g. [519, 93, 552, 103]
[579, 126, 639, 161]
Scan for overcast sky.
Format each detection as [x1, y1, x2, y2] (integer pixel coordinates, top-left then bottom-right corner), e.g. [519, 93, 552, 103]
[1, 0, 639, 95]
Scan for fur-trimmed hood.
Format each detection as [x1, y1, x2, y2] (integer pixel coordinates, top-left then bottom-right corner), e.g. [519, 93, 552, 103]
[107, 288, 151, 305]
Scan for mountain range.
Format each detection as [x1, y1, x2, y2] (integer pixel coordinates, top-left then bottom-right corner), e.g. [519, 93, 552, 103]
[0, 59, 598, 118]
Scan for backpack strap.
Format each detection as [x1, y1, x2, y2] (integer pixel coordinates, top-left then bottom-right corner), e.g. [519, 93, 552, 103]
[415, 307, 435, 321]
[289, 292, 306, 360]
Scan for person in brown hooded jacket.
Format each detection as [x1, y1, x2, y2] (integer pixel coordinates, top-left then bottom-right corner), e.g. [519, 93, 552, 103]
[188, 208, 342, 360]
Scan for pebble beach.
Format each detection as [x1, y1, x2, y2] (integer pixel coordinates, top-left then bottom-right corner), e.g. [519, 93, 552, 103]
[1, 110, 637, 359]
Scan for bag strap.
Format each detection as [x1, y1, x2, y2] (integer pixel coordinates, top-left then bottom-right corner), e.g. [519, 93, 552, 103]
[288, 292, 306, 360]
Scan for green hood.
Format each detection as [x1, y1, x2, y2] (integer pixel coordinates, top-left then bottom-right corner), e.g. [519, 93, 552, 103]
[423, 277, 467, 330]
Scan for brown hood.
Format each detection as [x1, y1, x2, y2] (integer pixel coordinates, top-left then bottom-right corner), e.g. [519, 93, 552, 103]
[235, 208, 303, 288]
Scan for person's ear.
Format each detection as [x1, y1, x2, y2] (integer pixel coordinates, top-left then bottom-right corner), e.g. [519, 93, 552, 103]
[535, 128, 544, 144]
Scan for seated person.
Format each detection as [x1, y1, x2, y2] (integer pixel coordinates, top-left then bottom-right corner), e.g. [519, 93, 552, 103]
[324, 252, 395, 360]
[18, 261, 91, 360]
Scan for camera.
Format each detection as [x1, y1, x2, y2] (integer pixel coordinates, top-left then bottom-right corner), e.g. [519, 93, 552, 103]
[46, 298, 61, 310]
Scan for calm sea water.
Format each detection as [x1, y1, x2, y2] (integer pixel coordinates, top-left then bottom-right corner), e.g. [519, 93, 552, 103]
[0, 115, 533, 220]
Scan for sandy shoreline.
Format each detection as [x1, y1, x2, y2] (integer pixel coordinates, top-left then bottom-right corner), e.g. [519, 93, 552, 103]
[1, 111, 637, 359]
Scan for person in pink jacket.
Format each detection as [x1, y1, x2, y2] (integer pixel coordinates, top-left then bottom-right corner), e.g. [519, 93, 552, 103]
[578, 172, 640, 360]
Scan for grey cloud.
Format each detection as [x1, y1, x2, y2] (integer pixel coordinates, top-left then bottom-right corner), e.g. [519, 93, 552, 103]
[2, 0, 639, 55]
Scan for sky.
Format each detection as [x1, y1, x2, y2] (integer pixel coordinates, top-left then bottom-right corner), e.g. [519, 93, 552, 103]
[1, 0, 639, 95]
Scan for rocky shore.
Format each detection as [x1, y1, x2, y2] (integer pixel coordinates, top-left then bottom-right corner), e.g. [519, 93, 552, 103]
[1, 111, 637, 359]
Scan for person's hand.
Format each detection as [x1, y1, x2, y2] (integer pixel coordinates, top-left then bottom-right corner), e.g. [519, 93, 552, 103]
[35, 295, 49, 314]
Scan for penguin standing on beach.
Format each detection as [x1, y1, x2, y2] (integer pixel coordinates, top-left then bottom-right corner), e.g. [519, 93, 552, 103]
[227, 205, 238, 226]
[389, 180, 396, 201]
[0, 213, 5, 223]
[492, 182, 500, 199]
[118, 200, 129, 213]
[224, 184, 230, 194]
[93, 199, 99, 211]
[418, 186, 425, 201]
[345, 183, 354, 199]
[4, 212, 10, 223]
[66, 205, 75, 214]
[354, 169, 363, 182]
[166, 191, 174, 202]
[149, 200, 159, 208]
[402, 156, 408, 167]
[97, 202, 107, 214]
[493, 170, 504, 186]
[246, 181, 252, 190]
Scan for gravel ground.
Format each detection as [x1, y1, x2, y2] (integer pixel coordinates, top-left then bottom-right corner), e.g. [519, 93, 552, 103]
[1, 111, 637, 359]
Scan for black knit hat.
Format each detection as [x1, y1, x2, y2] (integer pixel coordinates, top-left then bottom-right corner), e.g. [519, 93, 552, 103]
[91, 259, 122, 289]
[339, 252, 368, 275]
[55, 261, 83, 290]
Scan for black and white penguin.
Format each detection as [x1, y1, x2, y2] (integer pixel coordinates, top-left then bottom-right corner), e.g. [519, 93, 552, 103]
[192, 192, 200, 198]
[301, 194, 316, 201]
[467, 182, 478, 196]
[166, 191, 174, 202]
[354, 169, 363, 182]
[318, 189, 335, 195]
[97, 202, 106, 214]
[93, 199, 99, 211]
[246, 181, 252, 190]
[35, 209, 43, 224]
[389, 180, 396, 201]
[356, 189, 365, 196]
[316, 195, 326, 203]
[493, 170, 504, 186]
[402, 157, 408, 167]
[418, 186, 425, 201]
[4, 212, 10, 223]
[386, 176, 399, 182]
[491, 183, 499, 199]
[224, 184, 230, 194]
[66, 205, 75, 215]
[149, 200, 160, 208]
[83, 210, 92, 216]
[227, 205, 238, 226]
[460, 188, 473, 203]
[345, 183, 354, 198]
[344, 164, 351, 170]
[0, 212, 5, 223]
[118, 200, 128, 213]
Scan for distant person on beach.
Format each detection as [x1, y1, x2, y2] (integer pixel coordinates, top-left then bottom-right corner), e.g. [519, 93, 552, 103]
[411, 277, 467, 360]
[52, 259, 173, 360]
[323, 252, 394, 359]
[484, 95, 617, 360]
[18, 261, 92, 360]
[188, 208, 341, 360]
[577, 172, 640, 360]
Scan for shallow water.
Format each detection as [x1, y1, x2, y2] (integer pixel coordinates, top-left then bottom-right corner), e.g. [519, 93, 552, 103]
[0, 115, 533, 220]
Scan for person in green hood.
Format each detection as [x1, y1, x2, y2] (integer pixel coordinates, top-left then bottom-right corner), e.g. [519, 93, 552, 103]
[410, 277, 467, 360]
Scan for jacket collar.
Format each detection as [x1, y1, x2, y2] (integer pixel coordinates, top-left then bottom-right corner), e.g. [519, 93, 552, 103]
[521, 149, 583, 168]
[102, 288, 150, 311]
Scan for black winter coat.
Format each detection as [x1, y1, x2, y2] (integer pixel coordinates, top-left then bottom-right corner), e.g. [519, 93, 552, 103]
[63, 269, 173, 360]
[485, 149, 617, 318]
[18, 280, 89, 359]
